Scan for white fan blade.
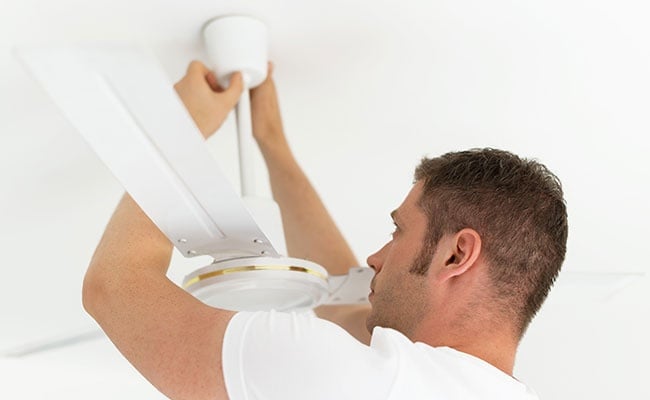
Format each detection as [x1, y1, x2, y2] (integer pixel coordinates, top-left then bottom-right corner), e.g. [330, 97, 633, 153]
[16, 45, 282, 260]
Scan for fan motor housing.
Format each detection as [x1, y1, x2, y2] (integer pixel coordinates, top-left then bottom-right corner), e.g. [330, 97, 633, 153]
[183, 256, 330, 311]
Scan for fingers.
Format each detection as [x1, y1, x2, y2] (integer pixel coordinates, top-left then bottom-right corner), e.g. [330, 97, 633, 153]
[205, 71, 220, 92]
[267, 61, 274, 77]
[220, 72, 244, 107]
[182, 61, 243, 107]
[186, 60, 223, 91]
[259, 61, 274, 85]
[185, 59, 271, 91]
[186, 60, 210, 77]
[185, 60, 217, 91]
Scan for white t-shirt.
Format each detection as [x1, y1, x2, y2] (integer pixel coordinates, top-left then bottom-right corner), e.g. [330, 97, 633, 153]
[222, 310, 539, 400]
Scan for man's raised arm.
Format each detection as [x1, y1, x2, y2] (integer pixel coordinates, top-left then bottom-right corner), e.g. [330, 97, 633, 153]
[81, 62, 243, 400]
[250, 64, 371, 344]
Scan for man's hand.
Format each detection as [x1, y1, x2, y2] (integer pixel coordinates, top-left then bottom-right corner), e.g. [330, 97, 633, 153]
[174, 60, 243, 138]
[250, 62, 288, 150]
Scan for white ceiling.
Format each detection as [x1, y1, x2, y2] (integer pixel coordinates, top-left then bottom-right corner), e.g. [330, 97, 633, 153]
[1, 0, 649, 399]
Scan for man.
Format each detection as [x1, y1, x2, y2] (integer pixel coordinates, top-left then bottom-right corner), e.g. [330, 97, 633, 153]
[82, 60, 568, 399]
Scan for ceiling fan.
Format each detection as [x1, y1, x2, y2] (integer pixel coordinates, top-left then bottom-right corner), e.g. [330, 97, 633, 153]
[16, 15, 374, 315]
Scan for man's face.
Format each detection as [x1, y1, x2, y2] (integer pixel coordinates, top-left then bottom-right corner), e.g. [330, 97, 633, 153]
[366, 181, 433, 336]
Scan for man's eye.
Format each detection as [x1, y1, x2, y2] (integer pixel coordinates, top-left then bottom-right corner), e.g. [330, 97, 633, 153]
[390, 223, 400, 238]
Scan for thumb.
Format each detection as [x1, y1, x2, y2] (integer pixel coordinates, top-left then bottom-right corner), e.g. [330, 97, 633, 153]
[220, 72, 244, 106]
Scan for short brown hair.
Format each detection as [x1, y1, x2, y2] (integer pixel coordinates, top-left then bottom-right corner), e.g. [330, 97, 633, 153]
[413, 148, 568, 335]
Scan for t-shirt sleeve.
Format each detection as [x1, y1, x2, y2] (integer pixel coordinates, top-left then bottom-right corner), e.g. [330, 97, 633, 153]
[222, 310, 398, 400]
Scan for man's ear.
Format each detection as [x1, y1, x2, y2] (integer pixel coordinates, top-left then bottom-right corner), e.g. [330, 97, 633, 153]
[436, 228, 482, 282]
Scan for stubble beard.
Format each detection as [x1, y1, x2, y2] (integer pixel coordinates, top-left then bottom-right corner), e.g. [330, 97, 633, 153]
[365, 249, 434, 336]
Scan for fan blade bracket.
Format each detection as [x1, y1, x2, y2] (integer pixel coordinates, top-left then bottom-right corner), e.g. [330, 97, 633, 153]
[326, 267, 374, 305]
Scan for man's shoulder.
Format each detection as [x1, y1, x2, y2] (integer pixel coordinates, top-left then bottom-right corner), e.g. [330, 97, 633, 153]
[368, 327, 539, 400]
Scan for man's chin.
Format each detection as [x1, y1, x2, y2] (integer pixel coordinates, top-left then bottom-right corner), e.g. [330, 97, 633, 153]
[365, 310, 379, 334]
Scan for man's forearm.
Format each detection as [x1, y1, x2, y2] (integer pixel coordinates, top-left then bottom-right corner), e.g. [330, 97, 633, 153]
[259, 140, 359, 274]
[258, 140, 371, 344]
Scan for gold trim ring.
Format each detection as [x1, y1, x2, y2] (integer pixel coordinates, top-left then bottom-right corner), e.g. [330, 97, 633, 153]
[183, 265, 327, 289]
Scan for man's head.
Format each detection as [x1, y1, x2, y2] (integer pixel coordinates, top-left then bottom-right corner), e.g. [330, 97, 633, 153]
[366, 148, 568, 339]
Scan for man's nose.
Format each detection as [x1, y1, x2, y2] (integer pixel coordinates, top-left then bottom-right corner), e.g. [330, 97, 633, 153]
[366, 242, 388, 273]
